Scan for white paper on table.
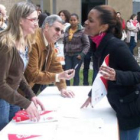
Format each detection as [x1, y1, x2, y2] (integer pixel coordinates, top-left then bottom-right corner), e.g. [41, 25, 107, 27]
[53, 118, 105, 140]
[8, 134, 42, 140]
[7, 134, 54, 140]
[91, 54, 109, 106]
[59, 98, 84, 119]
[12, 111, 58, 124]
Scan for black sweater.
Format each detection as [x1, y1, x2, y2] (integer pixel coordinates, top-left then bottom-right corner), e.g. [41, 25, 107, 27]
[89, 33, 140, 130]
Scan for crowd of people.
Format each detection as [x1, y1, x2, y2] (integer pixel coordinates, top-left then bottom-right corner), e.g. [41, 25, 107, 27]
[116, 11, 140, 55]
[1, 1, 140, 140]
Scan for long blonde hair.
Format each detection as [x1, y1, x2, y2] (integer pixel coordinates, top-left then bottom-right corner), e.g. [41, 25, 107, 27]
[0, 1, 36, 50]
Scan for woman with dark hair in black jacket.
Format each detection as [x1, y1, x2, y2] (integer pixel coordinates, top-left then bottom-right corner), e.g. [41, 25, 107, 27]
[81, 5, 140, 140]
[38, 13, 48, 27]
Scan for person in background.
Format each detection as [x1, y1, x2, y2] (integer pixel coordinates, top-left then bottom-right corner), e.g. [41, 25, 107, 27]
[126, 14, 140, 54]
[36, 4, 42, 16]
[83, 39, 92, 86]
[81, 5, 140, 140]
[64, 13, 90, 86]
[44, 10, 50, 16]
[58, 10, 71, 31]
[24, 15, 75, 98]
[116, 12, 127, 41]
[55, 10, 71, 66]
[117, 12, 126, 30]
[0, 4, 7, 24]
[37, 13, 48, 91]
[0, 14, 6, 31]
[137, 11, 140, 40]
[38, 13, 48, 27]
[0, 1, 45, 131]
[0, 4, 7, 28]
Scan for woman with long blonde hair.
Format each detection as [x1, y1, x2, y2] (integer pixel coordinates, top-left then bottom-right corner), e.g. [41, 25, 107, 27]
[0, 1, 45, 131]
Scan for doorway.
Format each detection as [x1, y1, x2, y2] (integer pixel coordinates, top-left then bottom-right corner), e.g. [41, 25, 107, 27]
[81, 0, 106, 25]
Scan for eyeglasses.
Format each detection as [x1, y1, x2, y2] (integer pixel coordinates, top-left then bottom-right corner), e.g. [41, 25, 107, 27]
[26, 18, 39, 23]
[54, 27, 64, 34]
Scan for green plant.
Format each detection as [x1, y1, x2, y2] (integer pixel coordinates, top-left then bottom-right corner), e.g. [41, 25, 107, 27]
[70, 69, 93, 86]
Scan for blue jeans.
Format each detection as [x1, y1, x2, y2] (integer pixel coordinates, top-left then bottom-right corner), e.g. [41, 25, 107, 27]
[83, 51, 92, 85]
[0, 99, 20, 131]
[129, 36, 136, 54]
[65, 55, 82, 86]
[120, 127, 140, 140]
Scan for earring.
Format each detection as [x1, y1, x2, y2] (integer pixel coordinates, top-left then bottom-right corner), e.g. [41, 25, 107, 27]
[99, 31, 103, 36]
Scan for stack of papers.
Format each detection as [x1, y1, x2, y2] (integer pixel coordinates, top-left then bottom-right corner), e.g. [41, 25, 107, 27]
[12, 110, 58, 123]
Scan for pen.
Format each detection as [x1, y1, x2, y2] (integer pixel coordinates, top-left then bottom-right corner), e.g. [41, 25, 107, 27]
[68, 63, 80, 75]
[74, 64, 79, 70]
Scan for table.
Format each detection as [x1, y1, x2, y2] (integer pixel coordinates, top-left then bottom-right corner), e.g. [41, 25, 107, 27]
[0, 86, 119, 140]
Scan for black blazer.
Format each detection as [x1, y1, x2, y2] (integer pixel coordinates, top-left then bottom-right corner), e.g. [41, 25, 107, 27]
[90, 33, 140, 130]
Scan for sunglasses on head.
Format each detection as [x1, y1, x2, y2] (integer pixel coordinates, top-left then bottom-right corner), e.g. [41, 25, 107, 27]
[54, 27, 64, 34]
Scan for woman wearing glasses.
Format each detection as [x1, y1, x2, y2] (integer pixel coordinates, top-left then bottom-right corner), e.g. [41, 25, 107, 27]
[0, 1, 45, 131]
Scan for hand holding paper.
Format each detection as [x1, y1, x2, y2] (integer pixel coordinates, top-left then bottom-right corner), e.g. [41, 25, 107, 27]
[81, 54, 110, 108]
[99, 65, 116, 81]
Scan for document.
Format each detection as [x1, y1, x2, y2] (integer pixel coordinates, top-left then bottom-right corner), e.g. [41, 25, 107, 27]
[91, 54, 109, 106]
[8, 134, 41, 140]
[12, 110, 58, 124]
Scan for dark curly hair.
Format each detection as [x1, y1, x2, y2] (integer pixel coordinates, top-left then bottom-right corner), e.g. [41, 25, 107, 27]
[58, 10, 71, 23]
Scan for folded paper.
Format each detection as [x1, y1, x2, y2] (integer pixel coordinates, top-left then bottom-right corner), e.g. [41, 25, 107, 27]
[8, 134, 41, 140]
[91, 54, 109, 106]
[13, 110, 58, 123]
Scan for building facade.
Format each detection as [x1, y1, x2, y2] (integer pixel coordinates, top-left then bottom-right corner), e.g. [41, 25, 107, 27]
[133, 0, 140, 14]
[0, 0, 133, 23]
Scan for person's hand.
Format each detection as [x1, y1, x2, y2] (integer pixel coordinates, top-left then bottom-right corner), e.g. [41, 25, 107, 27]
[77, 55, 82, 60]
[60, 88, 75, 98]
[58, 69, 75, 80]
[99, 65, 116, 81]
[31, 96, 45, 111]
[25, 97, 45, 122]
[81, 97, 92, 108]
[25, 102, 40, 122]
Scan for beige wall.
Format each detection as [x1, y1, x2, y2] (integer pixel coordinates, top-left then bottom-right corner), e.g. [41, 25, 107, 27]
[45, 0, 51, 13]
[33, 0, 51, 13]
[108, 0, 132, 21]
[55, 0, 81, 21]
[31, 0, 40, 6]
[0, 0, 133, 22]
[0, 0, 23, 15]
[0, 0, 50, 16]
[55, 0, 132, 24]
